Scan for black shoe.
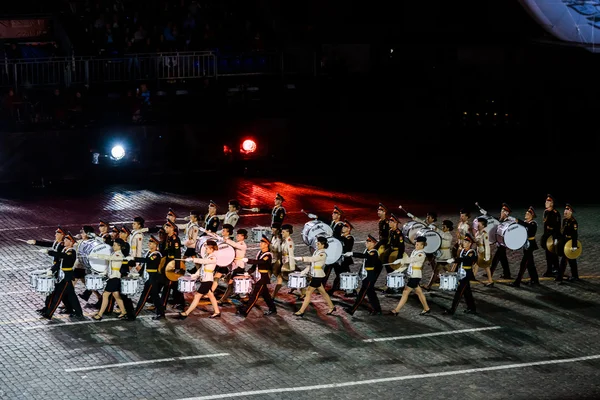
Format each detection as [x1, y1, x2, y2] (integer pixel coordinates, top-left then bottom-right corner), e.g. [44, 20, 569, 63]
[69, 312, 84, 318]
[443, 309, 454, 315]
[343, 307, 354, 316]
[345, 291, 357, 298]
[209, 313, 221, 319]
[508, 282, 520, 288]
[499, 275, 512, 280]
[420, 309, 431, 316]
[294, 312, 304, 318]
[58, 308, 72, 315]
[484, 282, 495, 287]
[326, 307, 337, 315]
[40, 313, 51, 320]
[568, 277, 581, 282]
[463, 309, 477, 314]
[153, 314, 165, 320]
[368, 310, 382, 316]
[542, 272, 554, 278]
[36, 308, 46, 314]
[263, 310, 277, 316]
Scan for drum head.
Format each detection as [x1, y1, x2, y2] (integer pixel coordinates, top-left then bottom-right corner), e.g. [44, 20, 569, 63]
[415, 228, 442, 254]
[195, 236, 210, 255]
[302, 221, 333, 246]
[496, 222, 527, 250]
[201, 242, 235, 267]
[78, 240, 112, 273]
[402, 221, 425, 244]
[324, 236, 343, 264]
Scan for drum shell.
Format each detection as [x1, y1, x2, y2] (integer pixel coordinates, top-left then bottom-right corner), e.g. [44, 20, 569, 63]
[288, 272, 307, 289]
[35, 276, 55, 293]
[177, 276, 197, 293]
[472, 215, 500, 244]
[386, 272, 405, 288]
[233, 276, 253, 293]
[250, 227, 271, 243]
[439, 272, 458, 291]
[402, 221, 425, 244]
[78, 240, 111, 273]
[121, 277, 139, 295]
[339, 272, 359, 290]
[302, 221, 333, 246]
[85, 274, 105, 290]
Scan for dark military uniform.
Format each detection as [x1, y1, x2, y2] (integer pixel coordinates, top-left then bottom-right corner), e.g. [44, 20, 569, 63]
[44, 245, 83, 318]
[33, 238, 65, 314]
[346, 244, 383, 315]
[541, 196, 561, 277]
[134, 249, 164, 318]
[556, 205, 579, 282]
[159, 232, 185, 309]
[238, 250, 276, 317]
[512, 208, 539, 287]
[447, 246, 478, 314]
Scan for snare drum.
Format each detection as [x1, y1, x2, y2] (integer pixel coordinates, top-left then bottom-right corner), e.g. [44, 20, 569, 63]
[415, 228, 442, 254]
[251, 226, 271, 243]
[439, 272, 458, 291]
[178, 276, 197, 293]
[302, 220, 333, 246]
[120, 277, 139, 295]
[402, 221, 425, 244]
[339, 272, 359, 290]
[496, 221, 527, 250]
[29, 270, 47, 290]
[386, 272, 405, 289]
[233, 276, 253, 294]
[288, 272, 307, 289]
[85, 274, 105, 290]
[473, 215, 500, 244]
[35, 276, 55, 293]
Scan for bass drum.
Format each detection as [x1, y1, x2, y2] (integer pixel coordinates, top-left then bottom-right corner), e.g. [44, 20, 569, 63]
[200, 240, 235, 267]
[78, 240, 111, 273]
[472, 215, 500, 244]
[302, 220, 333, 246]
[414, 228, 442, 254]
[496, 221, 527, 250]
[323, 236, 343, 265]
[401, 221, 425, 244]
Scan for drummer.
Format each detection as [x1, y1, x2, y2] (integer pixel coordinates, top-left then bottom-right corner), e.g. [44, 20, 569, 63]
[344, 234, 384, 316]
[378, 213, 406, 294]
[181, 240, 222, 319]
[218, 228, 249, 306]
[211, 223, 234, 296]
[93, 238, 129, 320]
[484, 203, 513, 280]
[424, 220, 454, 291]
[132, 235, 165, 319]
[389, 236, 431, 316]
[76, 226, 104, 306]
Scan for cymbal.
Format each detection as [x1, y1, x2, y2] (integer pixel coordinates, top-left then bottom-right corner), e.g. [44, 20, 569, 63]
[564, 240, 582, 259]
[546, 236, 555, 253]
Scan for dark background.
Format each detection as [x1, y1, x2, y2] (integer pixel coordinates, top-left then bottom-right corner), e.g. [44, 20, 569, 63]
[0, 0, 599, 202]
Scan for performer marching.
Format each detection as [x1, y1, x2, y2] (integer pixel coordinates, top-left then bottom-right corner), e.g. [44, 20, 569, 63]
[444, 233, 477, 315]
[344, 234, 384, 316]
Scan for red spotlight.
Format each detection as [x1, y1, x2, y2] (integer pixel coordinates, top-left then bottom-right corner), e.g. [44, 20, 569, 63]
[241, 139, 257, 154]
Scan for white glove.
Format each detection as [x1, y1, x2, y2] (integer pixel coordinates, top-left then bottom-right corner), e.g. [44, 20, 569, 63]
[407, 212, 414, 219]
[244, 272, 249, 276]
[242, 257, 248, 263]
[480, 209, 487, 215]
[554, 239, 558, 246]
[251, 207, 260, 212]
[308, 213, 317, 219]
[428, 224, 436, 230]
[27, 239, 36, 245]
[344, 252, 353, 257]
[185, 257, 194, 262]
[484, 257, 490, 262]
[140, 227, 149, 233]
[125, 256, 134, 261]
[446, 258, 455, 264]
[571, 247, 577, 252]
[99, 272, 107, 277]
[46, 269, 53, 276]
[39, 248, 49, 254]
[294, 256, 303, 261]
[392, 258, 403, 265]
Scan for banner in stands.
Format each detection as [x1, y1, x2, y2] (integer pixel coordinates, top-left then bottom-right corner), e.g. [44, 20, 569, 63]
[0, 19, 50, 39]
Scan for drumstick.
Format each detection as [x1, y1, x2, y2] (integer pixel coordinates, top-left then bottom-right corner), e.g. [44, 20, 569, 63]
[242, 207, 261, 212]
[15, 238, 29, 243]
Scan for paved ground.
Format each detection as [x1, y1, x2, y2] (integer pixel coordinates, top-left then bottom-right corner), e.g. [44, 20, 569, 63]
[1, 177, 599, 400]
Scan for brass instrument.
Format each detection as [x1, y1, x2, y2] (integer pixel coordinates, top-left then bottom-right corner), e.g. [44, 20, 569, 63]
[164, 259, 186, 281]
[563, 240, 582, 259]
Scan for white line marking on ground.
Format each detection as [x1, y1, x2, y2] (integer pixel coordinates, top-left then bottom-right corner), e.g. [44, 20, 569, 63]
[363, 326, 502, 343]
[64, 353, 230, 372]
[177, 354, 600, 400]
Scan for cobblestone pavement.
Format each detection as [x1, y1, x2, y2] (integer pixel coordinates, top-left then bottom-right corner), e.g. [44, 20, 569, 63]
[1, 178, 599, 400]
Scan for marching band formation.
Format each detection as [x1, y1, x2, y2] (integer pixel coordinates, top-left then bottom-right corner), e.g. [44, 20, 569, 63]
[24, 192, 582, 321]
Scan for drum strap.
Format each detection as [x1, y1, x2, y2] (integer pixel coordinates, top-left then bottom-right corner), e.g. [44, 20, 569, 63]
[111, 267, 120, 271]
[313, 266, 323, 270]
[61, 268, 73, 271]
[365, 268, 374, 271]
[411, 267, 422, 270]
[147, 269, 157, 272]
[258, 270, 269, 273]
[463, 266, 472, 269]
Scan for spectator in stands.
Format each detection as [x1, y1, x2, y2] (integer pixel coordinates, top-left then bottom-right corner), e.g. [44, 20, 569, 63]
[47, 88, 67, 127]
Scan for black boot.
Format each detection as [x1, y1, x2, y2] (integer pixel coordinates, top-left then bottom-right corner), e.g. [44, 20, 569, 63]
[79, 290, 92, 301]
